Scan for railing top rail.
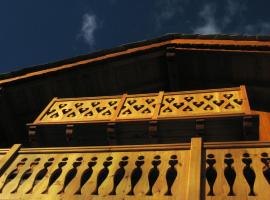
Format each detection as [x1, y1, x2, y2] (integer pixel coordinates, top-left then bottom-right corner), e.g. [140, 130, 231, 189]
[14, 140, 270, 154]
[19, 142, 190, 154]
[204, 140, 270, 149]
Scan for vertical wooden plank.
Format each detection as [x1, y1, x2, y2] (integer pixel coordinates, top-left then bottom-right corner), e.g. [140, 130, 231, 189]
[152, 91, 164, 120]
[0, 144, 21, 177]
[111, 93, 127, 121]
[240, 85, 251, 114]
[187, 137, 202, 200]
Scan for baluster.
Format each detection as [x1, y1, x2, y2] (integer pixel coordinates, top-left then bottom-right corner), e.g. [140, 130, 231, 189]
[0, 158, 27, 193]
[74, 157, 97, 195]
[206, 154, 217, 196]
[127, 156, 144, 195]
[92, 156, 113, 195]
[42, 157, 68, 194]
[242, 153, 256, 196]
[165, 155, 178, 196]
[58, 157, 82, 194]
[26, 158, 54, 194]
[261, 152, 270, 184]
[146, 155, 161, 196]
[224, 153, 236, 196]
[11, 158, 40, 193]
[110, 156, 128, 195]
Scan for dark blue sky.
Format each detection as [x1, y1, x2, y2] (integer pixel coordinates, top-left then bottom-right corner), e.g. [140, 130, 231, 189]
[0, 0, 270, 73]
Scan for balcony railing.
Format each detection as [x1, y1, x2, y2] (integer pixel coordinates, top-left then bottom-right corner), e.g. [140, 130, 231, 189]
[1, 138, 270, 199]
[32, 86, 250, 125]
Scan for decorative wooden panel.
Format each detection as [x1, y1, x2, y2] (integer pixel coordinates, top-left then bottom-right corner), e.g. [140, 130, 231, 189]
[117, 94, 159, 120]
[159, 88, 246, 118]
[0, 144, 190, 200]
[39, 97, 121, 123]
[32, 86, 250, 125]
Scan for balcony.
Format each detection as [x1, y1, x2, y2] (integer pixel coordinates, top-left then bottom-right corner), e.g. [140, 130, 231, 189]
[1, 138, 270, 199]
[27, 86, 259, 146]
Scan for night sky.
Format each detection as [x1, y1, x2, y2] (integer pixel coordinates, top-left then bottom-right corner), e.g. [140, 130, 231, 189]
[0, 0, 270, 73]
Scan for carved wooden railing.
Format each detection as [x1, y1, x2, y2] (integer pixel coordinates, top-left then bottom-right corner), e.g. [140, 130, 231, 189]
[204, 141, 270, 200]
[0, 142, 191, 200]
[1, 138, 270, 199]
[31, 86, 250, 125]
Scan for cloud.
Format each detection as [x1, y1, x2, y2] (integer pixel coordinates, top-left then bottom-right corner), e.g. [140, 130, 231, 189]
[223, 0, 239, 25]
[155, 0, 185, 29]
[222, 0, 247, 28]
[244, 22, 270, 35]
[193, 4, 221, 34]
[80, 14, 98, 47]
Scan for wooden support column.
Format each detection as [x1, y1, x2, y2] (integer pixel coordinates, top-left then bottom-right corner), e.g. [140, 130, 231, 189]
[243, 116, 258, 140]
[0, 144, 21, 177]
[187, 137, 202, 200]
[107, 123, 117, 145]
[195, 119, 205, 137]
[107, 94, 127, 145]
[28, 125, 38, 147]
[65, 124, 74, 143]
[148, 121, 158, 143]
[148, 91, 164, 143]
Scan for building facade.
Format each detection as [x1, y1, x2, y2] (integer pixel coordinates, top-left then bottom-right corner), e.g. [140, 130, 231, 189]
[0, 34, 270, 199]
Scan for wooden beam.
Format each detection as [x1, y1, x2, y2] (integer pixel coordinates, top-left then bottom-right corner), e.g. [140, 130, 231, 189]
[174, 47, 270, 54]
[187, 137, 202, 200]
[240, 85, 251, 114]
[152, 91, 164, 120]
[0, 144, 21, 177]
[111, 93, 127, 121]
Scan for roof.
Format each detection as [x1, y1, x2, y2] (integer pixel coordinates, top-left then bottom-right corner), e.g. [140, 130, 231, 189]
[1, 33, 270, 85]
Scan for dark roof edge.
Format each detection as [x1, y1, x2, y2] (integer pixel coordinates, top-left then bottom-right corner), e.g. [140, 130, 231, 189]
[1, 33, 270, 81]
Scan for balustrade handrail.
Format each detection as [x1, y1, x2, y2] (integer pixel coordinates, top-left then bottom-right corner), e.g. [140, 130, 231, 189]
[19, 142, 190, 153]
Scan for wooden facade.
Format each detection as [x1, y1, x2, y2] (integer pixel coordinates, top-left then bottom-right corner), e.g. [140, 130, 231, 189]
[0, 34, 270, 199]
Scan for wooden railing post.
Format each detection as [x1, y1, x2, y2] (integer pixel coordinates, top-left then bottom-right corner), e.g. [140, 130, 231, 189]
[0, 144, 21, 177]
[187, 137, 202, 200]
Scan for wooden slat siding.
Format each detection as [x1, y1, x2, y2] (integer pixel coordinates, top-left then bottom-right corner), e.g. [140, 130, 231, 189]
[111, 93, 127, 121]
[0, 144, 21, 177]
[240, 85, 251, 114]
[187, 137, 202, 200]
